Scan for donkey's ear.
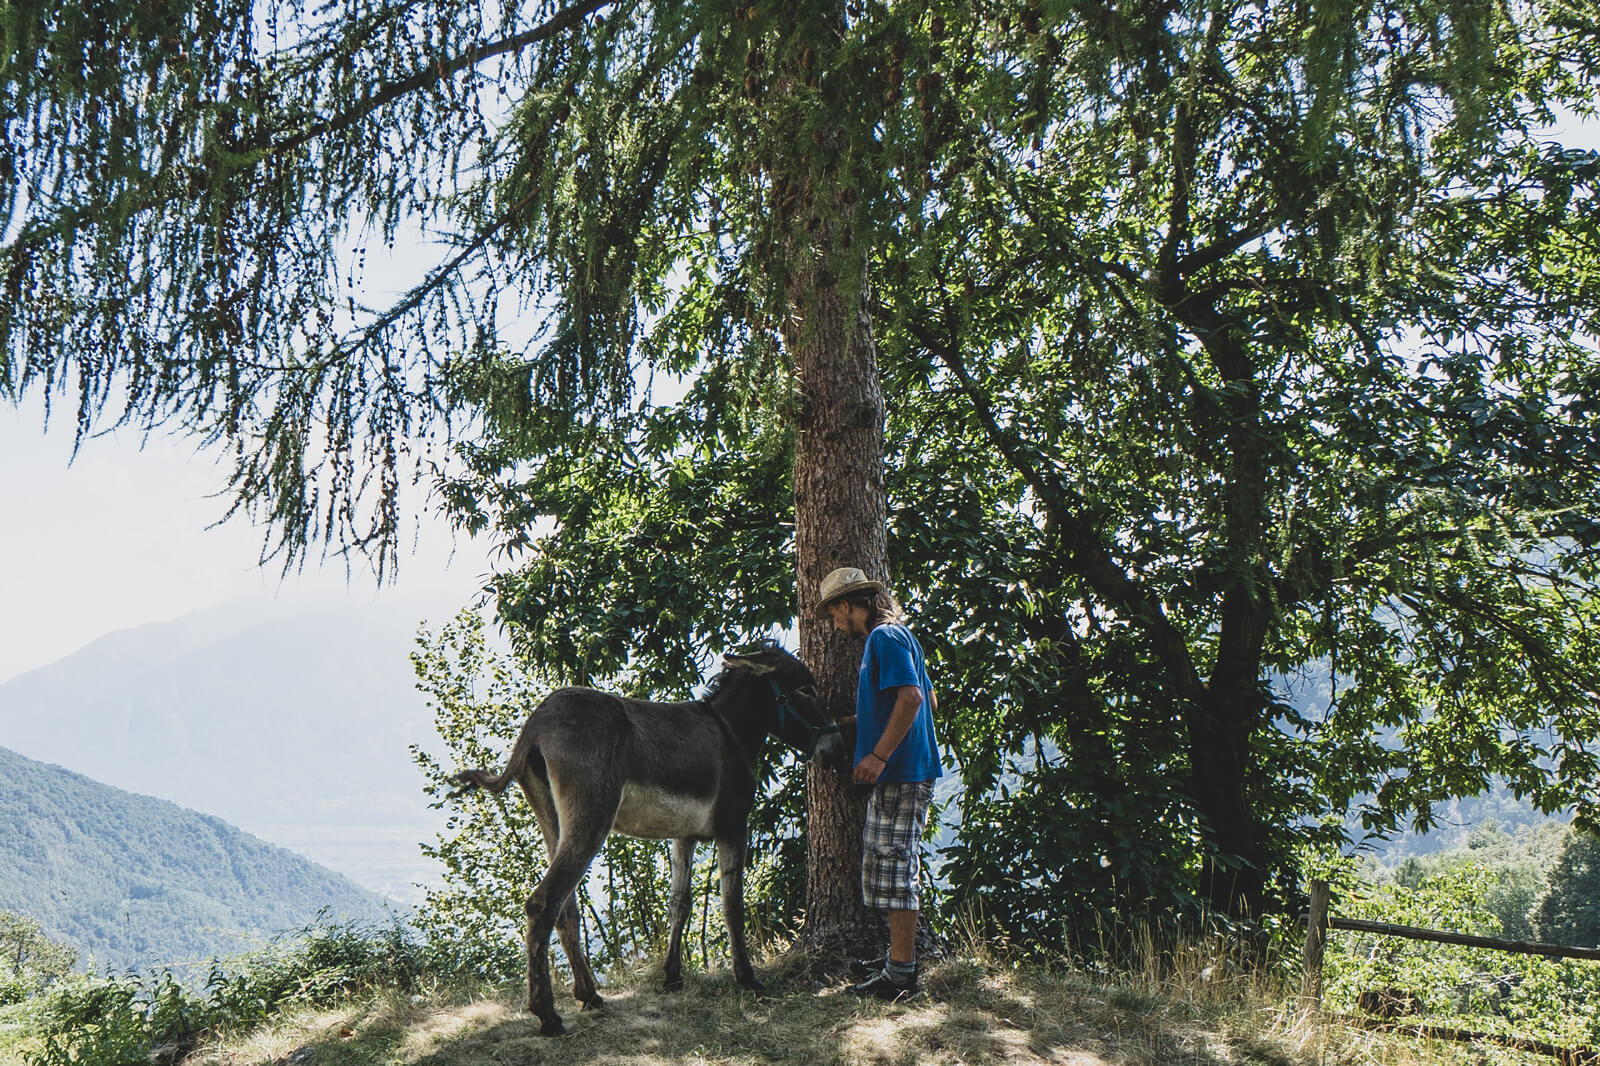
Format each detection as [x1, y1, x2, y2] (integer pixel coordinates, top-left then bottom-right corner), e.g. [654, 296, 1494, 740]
[722, 653, 777, 675]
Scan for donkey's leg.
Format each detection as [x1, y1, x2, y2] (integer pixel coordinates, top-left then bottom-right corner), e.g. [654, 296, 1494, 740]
[522, 871, 565, 1034]
[525, 828, 612, 1036]
[716, 836, 762, 991]
[521, 777, 602, 1011]
[555, 894, 602, 1010]
[516, 777, 565, 1031]
[662, 837, 696, 991]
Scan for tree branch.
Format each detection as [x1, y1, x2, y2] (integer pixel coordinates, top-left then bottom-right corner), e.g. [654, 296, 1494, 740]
[3, 0, 617, 266]
[273, 0, 619, 155]
[901, 313, 1208, 703]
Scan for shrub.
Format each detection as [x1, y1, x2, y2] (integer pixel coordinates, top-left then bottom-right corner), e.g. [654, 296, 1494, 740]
[0, 911, 76, 1005]
[1319, 856, 1600, 1048]
[1531, 828, 1600, 949]
[21, 916, 437, 1066]
[26, 972, 203, 1066]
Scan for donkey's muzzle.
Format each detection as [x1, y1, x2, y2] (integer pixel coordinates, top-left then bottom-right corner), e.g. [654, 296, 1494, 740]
[814, 728, 849, 770]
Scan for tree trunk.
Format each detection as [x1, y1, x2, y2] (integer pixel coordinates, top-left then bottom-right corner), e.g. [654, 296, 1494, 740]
[1169, 280, 1277, 919]
[746, 0, 891, 957]
[1186, 689, 1271, 917]
[790, 232, 888, 953]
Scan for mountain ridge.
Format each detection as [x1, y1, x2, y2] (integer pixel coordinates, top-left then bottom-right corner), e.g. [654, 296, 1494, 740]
[0, 600, 457, 901]
[0, 744, 393, 973]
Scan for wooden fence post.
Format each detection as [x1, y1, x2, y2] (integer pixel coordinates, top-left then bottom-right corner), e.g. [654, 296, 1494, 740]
[1301, 879, 1329, 1014]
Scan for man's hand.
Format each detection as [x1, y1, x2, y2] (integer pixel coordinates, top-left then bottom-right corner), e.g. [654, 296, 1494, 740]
[853, 752, 886, 784]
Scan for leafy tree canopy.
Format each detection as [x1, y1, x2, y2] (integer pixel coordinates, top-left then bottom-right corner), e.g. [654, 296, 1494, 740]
[7, 0, 1600, 936]
[438, 0, 1600, 928]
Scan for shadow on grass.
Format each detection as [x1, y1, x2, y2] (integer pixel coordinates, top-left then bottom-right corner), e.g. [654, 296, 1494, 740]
[237, 956, 1307, 1066]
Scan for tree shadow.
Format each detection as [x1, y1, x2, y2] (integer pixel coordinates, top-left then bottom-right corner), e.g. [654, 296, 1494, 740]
[247, 963, 1304, 1066]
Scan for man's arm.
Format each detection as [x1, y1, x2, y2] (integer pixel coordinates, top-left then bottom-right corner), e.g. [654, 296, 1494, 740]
[853, 685, 923, 784]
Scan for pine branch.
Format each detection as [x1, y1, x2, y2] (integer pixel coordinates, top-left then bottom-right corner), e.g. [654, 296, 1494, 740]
[273, 0, 620, 155]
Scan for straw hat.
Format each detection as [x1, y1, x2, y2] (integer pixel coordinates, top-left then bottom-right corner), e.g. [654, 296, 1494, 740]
[815, 566, 884, 616]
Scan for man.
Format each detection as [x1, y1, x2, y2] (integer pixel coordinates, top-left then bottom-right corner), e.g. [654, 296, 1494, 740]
[816, 565, 942, 1000]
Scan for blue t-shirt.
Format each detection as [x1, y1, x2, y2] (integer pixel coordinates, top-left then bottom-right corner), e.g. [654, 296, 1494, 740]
[856, 623, 942, 783]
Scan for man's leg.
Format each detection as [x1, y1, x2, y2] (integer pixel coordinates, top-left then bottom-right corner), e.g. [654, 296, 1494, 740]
[887, 907, 917, 964]
[852, 782, 931, 998]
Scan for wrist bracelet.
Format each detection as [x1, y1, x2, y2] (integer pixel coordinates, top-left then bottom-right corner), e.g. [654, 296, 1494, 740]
[869, 751, 888, 764]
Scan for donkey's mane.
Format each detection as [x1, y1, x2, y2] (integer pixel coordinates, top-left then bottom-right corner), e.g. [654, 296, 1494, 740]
[698, 639, 787, 703]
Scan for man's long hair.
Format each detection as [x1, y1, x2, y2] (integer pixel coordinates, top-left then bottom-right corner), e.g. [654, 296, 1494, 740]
[843, 586, 906, 627]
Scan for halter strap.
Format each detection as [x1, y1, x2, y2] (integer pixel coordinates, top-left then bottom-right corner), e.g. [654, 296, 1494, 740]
[697, 680, 838, 776]
[768, 679, 840, 760]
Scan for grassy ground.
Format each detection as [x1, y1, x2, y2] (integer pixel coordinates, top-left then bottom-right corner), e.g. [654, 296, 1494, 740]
[94, 948, 1555, 1066]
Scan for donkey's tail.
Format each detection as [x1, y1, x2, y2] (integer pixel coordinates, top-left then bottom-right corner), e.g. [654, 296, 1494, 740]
[447, 726, 540, 799]
[447, 766, 512, 799]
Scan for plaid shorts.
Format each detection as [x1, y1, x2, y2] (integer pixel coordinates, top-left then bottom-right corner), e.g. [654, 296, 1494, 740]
[861, 780, 934, 911]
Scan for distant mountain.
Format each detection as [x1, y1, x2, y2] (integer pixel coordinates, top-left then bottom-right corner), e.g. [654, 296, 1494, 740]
[0, 745, 392, 973]
[0, 601, 458, 902]
[1351, 784, 1569, 862]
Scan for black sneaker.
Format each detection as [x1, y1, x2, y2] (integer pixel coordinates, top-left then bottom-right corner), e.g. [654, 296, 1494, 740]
[848, 956, 885, 979]
[849, 969, 919, 1001]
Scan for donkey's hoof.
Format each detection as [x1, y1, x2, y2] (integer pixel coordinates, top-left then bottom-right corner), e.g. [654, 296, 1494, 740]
[738, 976, 766, 992]
[539, 1018, 566, 1037]
[580, 994, 605, 1011]
[663, 976, 684, 992]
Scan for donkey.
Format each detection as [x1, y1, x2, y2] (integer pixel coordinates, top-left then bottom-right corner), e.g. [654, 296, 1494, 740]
[449, 643, 844, 1036]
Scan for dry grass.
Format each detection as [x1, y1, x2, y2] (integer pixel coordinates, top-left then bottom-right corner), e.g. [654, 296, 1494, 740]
[160, 940, 1559, 1066]
[3, 933, 1559, 1066]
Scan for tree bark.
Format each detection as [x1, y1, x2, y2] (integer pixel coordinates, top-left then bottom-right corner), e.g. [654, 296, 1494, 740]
[747, 0, 891, 956]
[1187, 689, 1271, 916]
[790, 234, 888, 951]
[1174, 293, 1275, 918]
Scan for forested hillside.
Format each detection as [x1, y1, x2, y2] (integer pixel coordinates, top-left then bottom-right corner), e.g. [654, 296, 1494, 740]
[0, 746, 392, 973]
[0, 602, 448, 901]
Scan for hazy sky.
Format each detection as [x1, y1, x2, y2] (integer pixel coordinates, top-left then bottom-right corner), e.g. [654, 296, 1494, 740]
[0, 398, 494, 683]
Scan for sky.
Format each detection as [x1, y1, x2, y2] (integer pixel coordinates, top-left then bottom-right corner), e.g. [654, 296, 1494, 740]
[0, 398, 496, 683]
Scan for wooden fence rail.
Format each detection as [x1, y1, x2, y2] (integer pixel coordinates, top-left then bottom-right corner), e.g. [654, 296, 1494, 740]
[1301, 878, 1600, 1065]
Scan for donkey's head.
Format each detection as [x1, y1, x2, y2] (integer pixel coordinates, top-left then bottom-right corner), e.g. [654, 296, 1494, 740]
[719, 643, 847, 767]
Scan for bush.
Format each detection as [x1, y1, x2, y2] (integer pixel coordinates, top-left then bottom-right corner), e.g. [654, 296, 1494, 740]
[1320, 857, 1600, 1047]
[27, 972, 200, 1066]
[0, 976, 29, 1009]
[1532, 828, 1600, 948]
[21, 916, 439, 1066]
[0, 911, 76, 1005]
[205, 913, 431, 1022]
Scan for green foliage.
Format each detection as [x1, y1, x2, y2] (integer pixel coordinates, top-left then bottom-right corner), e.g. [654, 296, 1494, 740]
[202, 914, 432, 1022]
[1321, 843, 1600, 1048]
[1383, 820, 1565, 941]
[408, 611, 549, 982]
[0, 912, 75, 1007]
[409, 611, 804, 983]
[941, 757, 1211, 957]
[867, 0, 1600, 920]
[1329, 863, 1510, 1003]
[21, 916, 428, 1066]
[441, 0, 1600, 932]
[1531, 828, 1600, 948]
[27, 974, 161, 1066]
